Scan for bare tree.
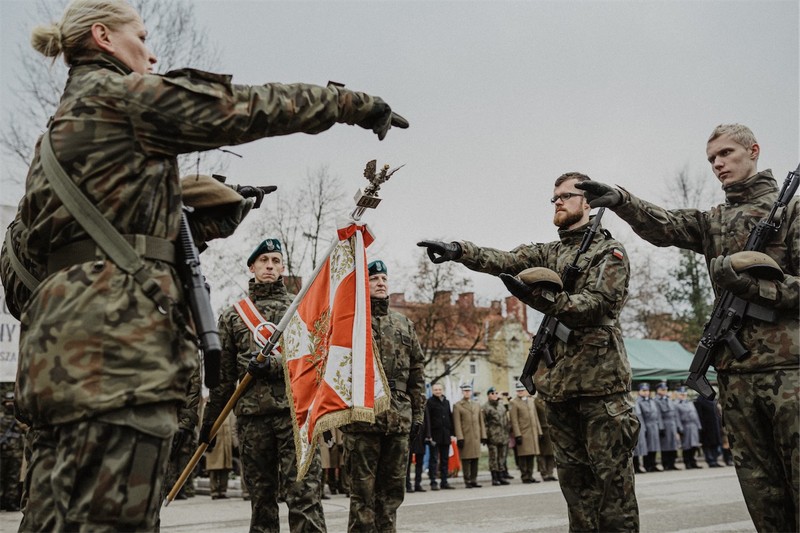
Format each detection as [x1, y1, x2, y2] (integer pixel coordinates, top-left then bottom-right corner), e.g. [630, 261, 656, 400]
[1, 0, 223, 191]
[301, 165, 346, 270]
[406, 254, 488, 383]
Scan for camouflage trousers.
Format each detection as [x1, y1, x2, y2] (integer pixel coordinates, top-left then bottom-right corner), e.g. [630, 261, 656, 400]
[487, 442, 507, 471]
[343, 431, 409, 533]
[237, 412, 325, 533]
[19, 415, 171, 532]
[1, 435, 24, 511]
[547, 393, 640, 532]
[718, 369, 799, 533]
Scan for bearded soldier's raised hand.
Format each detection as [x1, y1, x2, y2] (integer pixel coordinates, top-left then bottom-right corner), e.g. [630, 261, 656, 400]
[417, 240, 462, 264]
[575, 180, 623, 208]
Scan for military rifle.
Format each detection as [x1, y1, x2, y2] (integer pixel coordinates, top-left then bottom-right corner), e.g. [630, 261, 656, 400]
[519, 207, 606, 395]
[177, 208, 222, 389]
[685, 164, 800, 400]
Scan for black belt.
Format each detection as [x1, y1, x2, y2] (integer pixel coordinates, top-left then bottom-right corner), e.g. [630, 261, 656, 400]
[47, 235, 176, 275]
[388, 379, 407, 393]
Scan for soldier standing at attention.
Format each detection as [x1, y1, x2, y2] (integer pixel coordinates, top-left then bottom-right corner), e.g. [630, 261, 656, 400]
[674, 386, 703, 470]
[578, 124, 798, 532]
[482, 388, 510, 486]
[510, 383, 543, 484]
[14, 0, 408, 530]
[342, 260, 426, 532]
[419, 171, 640, 531]
[655, 383, 680, 470]
[453, 383, 485, 488]
[1, 390, 24, 512]
[201, 239, 325, 533]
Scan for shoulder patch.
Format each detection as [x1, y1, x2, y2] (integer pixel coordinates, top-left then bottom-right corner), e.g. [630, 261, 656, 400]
[612, 248, 625, 260]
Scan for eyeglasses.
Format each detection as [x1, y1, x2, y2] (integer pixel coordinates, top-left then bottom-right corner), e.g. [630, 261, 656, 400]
[550, 192, 583, 204]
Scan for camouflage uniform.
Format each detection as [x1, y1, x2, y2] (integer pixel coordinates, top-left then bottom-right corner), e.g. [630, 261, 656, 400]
[457, 219, 640, 532]
[1, 394, 24, 511]
[162, 364, 202, 503]
[203, 278, 324, 533]
[342, 297, 425, 533]
[482, 398, 509, 475]
[15, 48, 393, 531]
[613, 170, 799, 532]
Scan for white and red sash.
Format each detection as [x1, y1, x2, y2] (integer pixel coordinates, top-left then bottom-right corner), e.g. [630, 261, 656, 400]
[233, 297, 280, 353]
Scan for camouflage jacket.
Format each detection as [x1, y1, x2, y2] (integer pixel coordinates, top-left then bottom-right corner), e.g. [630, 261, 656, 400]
[16, 51, 370, 427]
[342, 297, 426, 435]
[482, 399, 509, 445]
[178, 365, 202, 432]
[458, 219, 633, 401]
[614, 170, 799, 373]
[204, 279, 293, 424]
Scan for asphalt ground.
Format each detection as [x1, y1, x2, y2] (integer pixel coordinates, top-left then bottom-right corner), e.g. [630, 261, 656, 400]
[1, 464, 756, 532]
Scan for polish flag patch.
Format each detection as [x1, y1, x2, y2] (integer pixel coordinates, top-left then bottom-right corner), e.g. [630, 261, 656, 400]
[612, 248, 625, 260]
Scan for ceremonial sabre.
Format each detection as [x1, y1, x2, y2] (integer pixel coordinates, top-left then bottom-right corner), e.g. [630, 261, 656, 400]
[165, 160, 403, 505]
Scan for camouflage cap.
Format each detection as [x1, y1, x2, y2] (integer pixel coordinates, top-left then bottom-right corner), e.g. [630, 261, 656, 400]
[247, 238, 283, 266]
[181, 174, 243, 209]
[368, 260, 387, 276]
[517, 267, 563, 291]
[728, 251, 783, 281]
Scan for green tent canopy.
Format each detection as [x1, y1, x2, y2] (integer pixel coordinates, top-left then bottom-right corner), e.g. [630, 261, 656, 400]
[623, 338, 717, 384]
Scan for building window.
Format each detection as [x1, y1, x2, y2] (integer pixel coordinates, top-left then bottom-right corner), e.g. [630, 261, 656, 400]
[469, 362, 477, 375]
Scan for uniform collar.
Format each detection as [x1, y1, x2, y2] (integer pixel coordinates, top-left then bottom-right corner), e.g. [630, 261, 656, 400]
[371, 297, 389, 316]
[724, 170, 776, 204]
[248, 278, 287, 301]
[69, 51, 133, 76]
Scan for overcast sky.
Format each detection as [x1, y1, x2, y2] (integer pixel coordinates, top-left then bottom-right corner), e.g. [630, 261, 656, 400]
[1, 0, 798, 304]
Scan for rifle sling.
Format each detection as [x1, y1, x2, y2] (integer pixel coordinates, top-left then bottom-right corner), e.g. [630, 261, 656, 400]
[4, 225, 40, 291]
[40, 130, 173, 314]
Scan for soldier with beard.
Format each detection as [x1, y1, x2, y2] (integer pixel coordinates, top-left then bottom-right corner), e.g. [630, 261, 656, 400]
[419, 171, 640, 531]
[577, 124, 799, 532]
[201, 239, 325, 533]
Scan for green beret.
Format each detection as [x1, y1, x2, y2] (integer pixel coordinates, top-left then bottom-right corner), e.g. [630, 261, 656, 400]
[368, 260, 387, 276]
[248, 238, 283, 266]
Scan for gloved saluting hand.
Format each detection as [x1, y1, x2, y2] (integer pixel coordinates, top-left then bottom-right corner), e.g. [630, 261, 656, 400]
[574, 180, 623, 208]
[236, 185, 278, 209]
[417, 240, 462, 264]
[333, 83, 409, 141]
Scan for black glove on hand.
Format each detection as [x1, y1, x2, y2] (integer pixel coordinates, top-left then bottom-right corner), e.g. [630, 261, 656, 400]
[515, 436, 523, 446]
[170, 428, 192, 461]
[247, 353, 273, 380]
[323, 430, 335, 448]
[574, 180, 623, 208]
[499, 273, 535, 304]
[358, 97, 409, 141]
[480, 438, 488, 445]
[457, 439, 464, 449]
[198, 422, 216, 451]
[417, 240, 462, 264]
[237, 185, 278, 209]
[410, 422, 421, 444]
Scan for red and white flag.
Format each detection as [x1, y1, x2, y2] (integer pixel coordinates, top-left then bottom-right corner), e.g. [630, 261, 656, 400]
[282, 219, 389, 479]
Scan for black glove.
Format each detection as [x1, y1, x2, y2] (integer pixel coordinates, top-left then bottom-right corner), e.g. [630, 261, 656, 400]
[247, 353, 280, 380]
[323, 430, 335, 448]
[499, 273, 535, 305]
[358, 97, 409, 141]
[574, 180, 623, 208]
[417, 240, 462, 264]
[198, 422, 216, 451]
[410, 422, 421, 444]
[515, 436, 523, 446]
[170, 428, 192, 461]
[237, 185, 278, 209]
[480, 438, 488, 445]
[456, 439, 464, 449]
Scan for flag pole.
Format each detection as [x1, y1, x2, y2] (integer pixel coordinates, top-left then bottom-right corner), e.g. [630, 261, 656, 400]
[165, 160, 402, 506]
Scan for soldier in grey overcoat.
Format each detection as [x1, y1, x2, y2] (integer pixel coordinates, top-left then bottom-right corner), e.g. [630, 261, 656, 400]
[636, 383, 663, 472]
[509, 384, 542, 483]
[655, 383, 680, 470]
[632, 389, 648, 474]
[674, 387, 703, 469]
[578, 124, 799, 532]
[453, 384, 486, 488]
